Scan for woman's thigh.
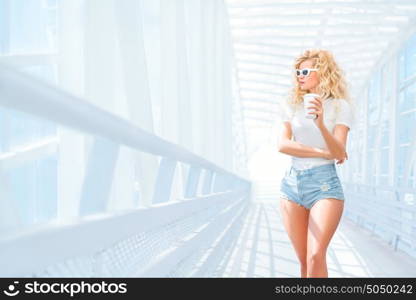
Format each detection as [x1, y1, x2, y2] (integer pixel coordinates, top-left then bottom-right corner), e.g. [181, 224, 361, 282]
[280, 198, 310, 262]
[307, 198, 344, 255]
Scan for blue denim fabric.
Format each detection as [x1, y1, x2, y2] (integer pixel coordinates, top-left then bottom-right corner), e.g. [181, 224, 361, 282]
[279, 163, 345, 209]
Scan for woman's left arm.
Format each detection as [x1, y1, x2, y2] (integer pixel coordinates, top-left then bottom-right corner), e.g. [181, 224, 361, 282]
[318, 125, 348, 161]
[307, 97, 348, 161]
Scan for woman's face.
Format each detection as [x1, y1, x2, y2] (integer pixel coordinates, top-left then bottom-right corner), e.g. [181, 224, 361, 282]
[297, 59, 320, 93]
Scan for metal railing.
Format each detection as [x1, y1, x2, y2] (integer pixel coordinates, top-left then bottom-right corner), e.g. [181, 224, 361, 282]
[343, 182, 416, 259]
[0, 63, 252, 277]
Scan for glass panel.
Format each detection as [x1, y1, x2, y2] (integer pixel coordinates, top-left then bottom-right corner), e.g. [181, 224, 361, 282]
[379, 175, 389, 186]
[380, 120, 389, 147]
[0, 1, 9, 54]
[368, 73, 380, 125]
[397, 90, 408, 113]
[367, 125, 377, 149]
[380, 148, 389, 175]
[410, 162, 416, 188]
[35, 156, 58, 222]
[406, 82, 416, 111]
[8, 0, 57, 54]
[0, 108, 9, 152]
[406, 33, 416, 79]
[382, 61, 393, 99]
[142, 0, 162, 136]
[396, 146, 408, 186]
[10, 160, 37, 225]
[397, 111, 415, 145]
[367, 150, 375, 185]
[6, 108, 56, 151]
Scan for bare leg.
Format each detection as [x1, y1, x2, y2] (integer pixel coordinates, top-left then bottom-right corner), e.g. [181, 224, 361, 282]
[307, 198, 344, 277]
[279, 198, 310, 277]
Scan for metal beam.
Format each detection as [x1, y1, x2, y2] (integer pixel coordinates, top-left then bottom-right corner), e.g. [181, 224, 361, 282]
[234, 40, 388, 52]
[231, 24, 402, 32]
[233, 30, 394, 40]
[233, 47, 386, 63]
[232, 33, 394, 42]
[229, 14, 411, 24]
[227, 1, 416, 10]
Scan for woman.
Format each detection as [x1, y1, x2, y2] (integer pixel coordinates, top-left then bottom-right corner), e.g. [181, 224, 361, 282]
[278, 49, 355, 278]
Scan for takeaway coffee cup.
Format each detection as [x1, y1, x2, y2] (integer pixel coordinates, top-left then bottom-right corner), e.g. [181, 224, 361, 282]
[303, 93, 320, 119]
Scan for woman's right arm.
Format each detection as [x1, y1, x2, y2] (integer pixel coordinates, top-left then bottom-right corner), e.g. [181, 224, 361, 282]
[278, 122, 329, 158]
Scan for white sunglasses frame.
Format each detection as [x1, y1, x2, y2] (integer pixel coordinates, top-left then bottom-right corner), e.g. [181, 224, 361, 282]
[295, 68, 319, 77]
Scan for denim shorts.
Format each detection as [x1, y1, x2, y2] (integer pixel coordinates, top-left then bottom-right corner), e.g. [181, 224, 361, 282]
[279, 163, 345, 210]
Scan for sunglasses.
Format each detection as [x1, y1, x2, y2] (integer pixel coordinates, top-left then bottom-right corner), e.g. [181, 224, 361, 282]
[295, 68, 319, 77]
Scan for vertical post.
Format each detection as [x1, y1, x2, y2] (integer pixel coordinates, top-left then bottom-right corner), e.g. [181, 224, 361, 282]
[57, 0, 86, 221]
[362, 88, 368, 185]
[114, 0, 159, 208]
[389, 58, 397, 187]
[202, 169, 213, 194]
[79, 137, 119, 216]
[152, 157, 177, 204]
[184, 166, 201, 198]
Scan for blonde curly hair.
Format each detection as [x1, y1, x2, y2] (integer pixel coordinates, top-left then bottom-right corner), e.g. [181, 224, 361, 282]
[285, 49, 351, 111]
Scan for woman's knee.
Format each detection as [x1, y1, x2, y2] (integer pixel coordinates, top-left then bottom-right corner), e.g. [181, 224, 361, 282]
[307, 250, 326, 266]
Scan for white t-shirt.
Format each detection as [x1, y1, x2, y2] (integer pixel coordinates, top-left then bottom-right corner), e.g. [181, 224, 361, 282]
[279, 97, 355, 170]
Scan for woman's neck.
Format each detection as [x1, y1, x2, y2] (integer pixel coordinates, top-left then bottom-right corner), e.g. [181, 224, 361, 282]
[309, 87, 319, 94]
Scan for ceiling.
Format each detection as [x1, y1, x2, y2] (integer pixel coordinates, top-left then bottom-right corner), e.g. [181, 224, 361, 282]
[225, 0, 416, 154]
